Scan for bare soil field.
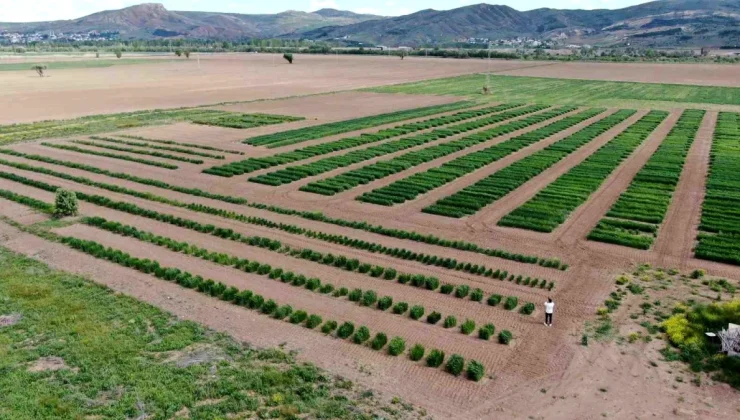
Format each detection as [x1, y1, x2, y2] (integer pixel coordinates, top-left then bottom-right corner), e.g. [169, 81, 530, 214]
[1, 57, 738, 418]
[501, 61, 740, 87]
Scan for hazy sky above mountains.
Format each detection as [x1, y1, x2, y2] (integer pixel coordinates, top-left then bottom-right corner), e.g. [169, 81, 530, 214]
[0, 0, 649, 22]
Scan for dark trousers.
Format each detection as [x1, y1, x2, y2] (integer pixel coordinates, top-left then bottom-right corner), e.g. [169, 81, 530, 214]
[545, 313, 553, 325]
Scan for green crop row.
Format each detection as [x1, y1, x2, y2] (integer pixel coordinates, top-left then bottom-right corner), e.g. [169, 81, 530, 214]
[119, 134, 244, 155]
[0, 187, 54, 213]
[588, 109, 705, 249]
[0, 166, 557, 289]
[244, 101, 475, 148]
[423, 109, 635, 218]
[498, 110, 669, 232]
[205, 103, 521, 177]
[0, 148, 567, 269]
[298, 105, 555, 195]
[193, 113, 303, 129]
[356, 107, 602, 206]
[0, 149, 246, 204]
[71, 139, 204, 164]
[250, 104, 536, 186]
[82, 216, 509, 340]
[695, 112, 740, 264]
[90, 136, 225, 159]
[54, 233, 484, 381]
[41, 142, 179, 169]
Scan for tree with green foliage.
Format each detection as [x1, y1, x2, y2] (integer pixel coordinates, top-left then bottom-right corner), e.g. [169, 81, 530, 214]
[175, 49, 182, 57]
[184, 50, 190, 59]
[283, 53, 293, 64]
[31, 65, 47, 77]
[114, 49, 122, 59]
[54, 189, 78, 218]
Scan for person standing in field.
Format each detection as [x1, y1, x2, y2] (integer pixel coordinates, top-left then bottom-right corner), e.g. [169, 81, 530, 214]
[544, 298, 555, 327]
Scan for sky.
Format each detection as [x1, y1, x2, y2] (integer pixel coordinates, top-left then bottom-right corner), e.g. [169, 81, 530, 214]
[0, 0, 652, 22]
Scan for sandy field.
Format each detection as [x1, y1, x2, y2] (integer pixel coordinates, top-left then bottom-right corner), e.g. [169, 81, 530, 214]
[1, 55, 739, 418]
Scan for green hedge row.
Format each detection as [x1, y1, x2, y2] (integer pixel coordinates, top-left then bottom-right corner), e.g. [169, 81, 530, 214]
[355, 106, 595, 206]
[90, 136, 225, 159]
[56, 233, 485, 381]
[244, 101, 475, 148]
[299, 105, 551, 195]
[119, 134, 244, 155]
[424, 109, 635, 218]
[589, 109, 705, 249]
[206, 103, 519, 177]
[499, 110, 669, 232]
[193, 113, 302, 129]
[72, 139, 205, 164]
[250, 104, 533, 186]
[0, 187, 53, 213]
[0, 148, 567, 270]
[41, 142, 179, 169]
[695, 112, 740, 264]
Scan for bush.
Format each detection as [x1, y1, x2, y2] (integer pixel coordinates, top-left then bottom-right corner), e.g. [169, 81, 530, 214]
[283, 53, 293, 64]
[487, 294, 502, 306]
[392, 302, 409, 314]
[273, 305, 293, 320]
[321, 320, 338, 334]
[377, 296, 393, 311]
[504, 296, 519, 310]
[691, 269, 705, 279]
[426, 312, 442, 324]
[306, 314, 323, 329]
[426, 349, 445, 368]
[348, 289, 362, 302]
[520, 302, 535, 315]
[261, 299, 278, 315]
[425, 277, 440, 290]
[54, 189, 79, 218]
[455, 285, 470, 298]
[467, 360, 485, 381]
[443, 315, 457, 329]
[371, 333, 388, 350]
[410, 305, 425, 320]
[460, 319, 476, 335]
[470, 288, 484, 302]
[383, 268, 397, 280]
[361, 290, 378, 307]
[499, 330, 513, 345]
[289, 310, 308, 324]
[388, 337, 406, 356]
[440, 284, 454, 294]
[445, 354, 465, 376]
[353, 326, 371, 344]
[409, 344, 425, 361]
[337, 322, 355, 339]
[478, 323, 495, 340]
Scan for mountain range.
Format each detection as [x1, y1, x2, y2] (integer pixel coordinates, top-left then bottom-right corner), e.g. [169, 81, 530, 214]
[2, 1, 739, 47]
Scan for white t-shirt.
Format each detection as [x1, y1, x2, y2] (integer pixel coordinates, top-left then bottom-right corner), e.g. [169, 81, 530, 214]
[545, 301, 555, 314]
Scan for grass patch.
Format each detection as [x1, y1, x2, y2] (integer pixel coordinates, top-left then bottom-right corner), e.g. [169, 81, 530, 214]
[0, 59, 165, 72]
[0, 246, 398, 419]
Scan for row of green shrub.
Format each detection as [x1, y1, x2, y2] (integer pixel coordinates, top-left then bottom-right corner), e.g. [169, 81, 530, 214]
[299, 105, 550, 195]
[72, 139, 204, 164]
[0, 149, 246, 204]
[423, 109, 634, 218]
[41, 142, 179, 169]
[0, 187, 54, 213]
[589, 109, 705, 249]
[90, 136, 225, 159]
[205, 103, 519, 177]
[82, 216, 511, 340]
[355, 107, 595, 206]
[250, 104, 533, 186]
[499, 110, 670, 232]
[55, 233, 486, 381]
[119, 134, 244, 155]
[193, 113, 303, 130]
[0, 147, 567, 270]
[695, 112, 740, 265]
[244, 101, 475, 148]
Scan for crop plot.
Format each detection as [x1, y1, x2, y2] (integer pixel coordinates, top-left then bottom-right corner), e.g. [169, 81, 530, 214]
[588, 109, 705, 249]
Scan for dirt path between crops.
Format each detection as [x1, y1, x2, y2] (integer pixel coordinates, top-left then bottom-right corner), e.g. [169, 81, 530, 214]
[472, 110, 649, 227]
[401, 109, 615, 215]
[653, 112, 717, 265]
[554, 110, 682, 245]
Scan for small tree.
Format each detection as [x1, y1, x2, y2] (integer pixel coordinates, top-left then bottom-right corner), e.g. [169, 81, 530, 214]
[175, 49, 182, 57]
[399, 50, 407, 60]
[95, 52, 100, 58]
[54, 189, 78, 218]
[184, 50, 190, 59]
[283, 53, 293, 64]
[31, 65, 47, 77]
[114, 49, 122, 59]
